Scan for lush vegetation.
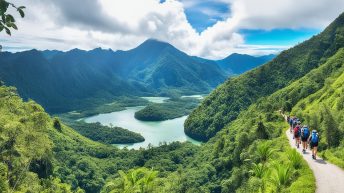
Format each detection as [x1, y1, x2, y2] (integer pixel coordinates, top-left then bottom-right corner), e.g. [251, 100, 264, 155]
[0, 85, 200, 192]
[0, 39, 226, 114]
[290, 55, 344, 168]
[58, 96, 149, 120]
[185, 13, 344, 141]
[0, 86, 81, 192]
[134, 98, 200, 121]
[2, 4, 344, 193]
[65, 121, 145, 144]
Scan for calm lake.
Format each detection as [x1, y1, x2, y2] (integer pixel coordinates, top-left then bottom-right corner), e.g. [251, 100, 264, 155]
[83, 97, 203, 149]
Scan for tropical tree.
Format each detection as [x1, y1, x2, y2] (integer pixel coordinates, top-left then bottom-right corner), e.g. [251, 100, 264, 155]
[0, 0, 25, 35]
[269, 164, 293, 192]
[256, 142, 276, 163]
[102, 167, 159, 193]
[249, 163, 268, 179]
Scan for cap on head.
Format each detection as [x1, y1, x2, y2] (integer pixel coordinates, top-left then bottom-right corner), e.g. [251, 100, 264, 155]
[312, 130, 317, 133]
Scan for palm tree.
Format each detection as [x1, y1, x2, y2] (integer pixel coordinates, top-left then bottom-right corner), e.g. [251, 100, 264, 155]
[102, 167, 158, 193]
[269, 164, 293, 192]
[256, 142, 276, 163]
[249, 163, 267, 178]
[138, 168, 158, 193]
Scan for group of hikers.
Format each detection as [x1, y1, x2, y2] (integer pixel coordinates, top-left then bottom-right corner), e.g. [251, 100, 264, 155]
[286, 115, 320, 160]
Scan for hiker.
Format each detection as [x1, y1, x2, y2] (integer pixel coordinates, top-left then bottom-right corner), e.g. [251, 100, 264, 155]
[293, 121, 301, 148]
[289, 116, 294, 133]
[301, 125, 310, 153]
[309, 130, 319, 160]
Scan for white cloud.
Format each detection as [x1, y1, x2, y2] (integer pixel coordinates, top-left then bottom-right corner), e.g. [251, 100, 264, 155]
[1, 0, 344, 59]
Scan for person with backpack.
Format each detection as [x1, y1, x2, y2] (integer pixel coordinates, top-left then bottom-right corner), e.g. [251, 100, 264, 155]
[301, 125, 310, 153]
[308, 130, 319, 160]
[290, 116, 297, 134]
[288, 115, 293, 133]
[293, 121, 301, 148]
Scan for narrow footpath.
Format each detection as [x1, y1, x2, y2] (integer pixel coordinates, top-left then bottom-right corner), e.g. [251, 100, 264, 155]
[284, 115, 344, 193]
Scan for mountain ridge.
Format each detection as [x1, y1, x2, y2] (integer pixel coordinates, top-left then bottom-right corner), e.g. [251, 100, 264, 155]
[185, 11, 344, 141]
[0, 39, 272, 113]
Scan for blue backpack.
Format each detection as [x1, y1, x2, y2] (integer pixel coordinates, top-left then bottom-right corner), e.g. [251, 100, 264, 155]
[302, 127, 310, 138]
[311, 132, 319, 143]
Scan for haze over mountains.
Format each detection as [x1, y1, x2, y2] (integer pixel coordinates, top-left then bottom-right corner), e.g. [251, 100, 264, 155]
[0, 39, 272, 113]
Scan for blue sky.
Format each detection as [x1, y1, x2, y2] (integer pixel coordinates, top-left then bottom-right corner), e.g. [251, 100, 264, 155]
[240, 28, 321, 46]
[1, 0, 343, 59]
[181, 1, 321, 48]
[182, 1, 230, 32]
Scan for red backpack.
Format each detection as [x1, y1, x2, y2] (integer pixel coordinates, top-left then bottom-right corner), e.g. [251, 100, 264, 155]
[294, 126, 300, 136]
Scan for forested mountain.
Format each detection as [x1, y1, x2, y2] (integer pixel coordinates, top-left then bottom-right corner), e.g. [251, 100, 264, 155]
[0, 39, 227, 113]
[1, 10, 344, 193]
[216, 53, 275, 74]
[0, 39, 274, 114]
[185, 12, 344, 141]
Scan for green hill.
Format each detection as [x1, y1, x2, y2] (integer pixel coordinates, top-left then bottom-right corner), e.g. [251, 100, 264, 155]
[185, 12, 344, 141]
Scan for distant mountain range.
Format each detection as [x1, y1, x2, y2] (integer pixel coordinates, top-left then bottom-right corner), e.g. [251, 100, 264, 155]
[0, 39, 273, 113]
[216, 53, 275, 74]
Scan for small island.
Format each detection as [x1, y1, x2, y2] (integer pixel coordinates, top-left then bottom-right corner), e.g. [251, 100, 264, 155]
[134, 98, 200, 121]
[69, 121, 145, 144]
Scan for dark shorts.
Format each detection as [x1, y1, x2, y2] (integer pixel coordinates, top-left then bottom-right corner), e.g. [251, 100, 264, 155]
[301, 137, 308, 142]
[310, 142, 318, 148]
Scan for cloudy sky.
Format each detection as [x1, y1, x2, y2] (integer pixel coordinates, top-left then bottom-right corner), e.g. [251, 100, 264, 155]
[1, 0, 344, 59]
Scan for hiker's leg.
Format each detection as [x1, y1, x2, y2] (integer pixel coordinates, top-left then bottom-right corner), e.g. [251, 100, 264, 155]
[314, 146, 318, 158]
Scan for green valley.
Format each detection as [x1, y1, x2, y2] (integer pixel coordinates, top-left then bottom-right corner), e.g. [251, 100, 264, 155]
[1, 1, 344, 193]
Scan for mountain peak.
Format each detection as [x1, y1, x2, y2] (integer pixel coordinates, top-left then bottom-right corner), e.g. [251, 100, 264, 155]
[135, 38, 175, 50]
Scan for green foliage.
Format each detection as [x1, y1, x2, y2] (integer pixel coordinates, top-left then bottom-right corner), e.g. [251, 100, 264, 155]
[269, 164, 293, 192]
[134, 98, 200, 121]
[1, 7, 344, 193]
[321, 105, 342, 147]
[59, 96, 149, 120]
[185, 12, 344, 141]
[256, 121, 269, 139]
[249, 163, 268, 178]
[66, 121, 145, 144]
[102, 167, 158, 193]
[256, 142, 276, 163]
[0, 0, 25, 36]
[53, 117, 62, 132]
[287, 149, 302, 169]
[0, 163, 8, 192]
[0, 86, 72, 192]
